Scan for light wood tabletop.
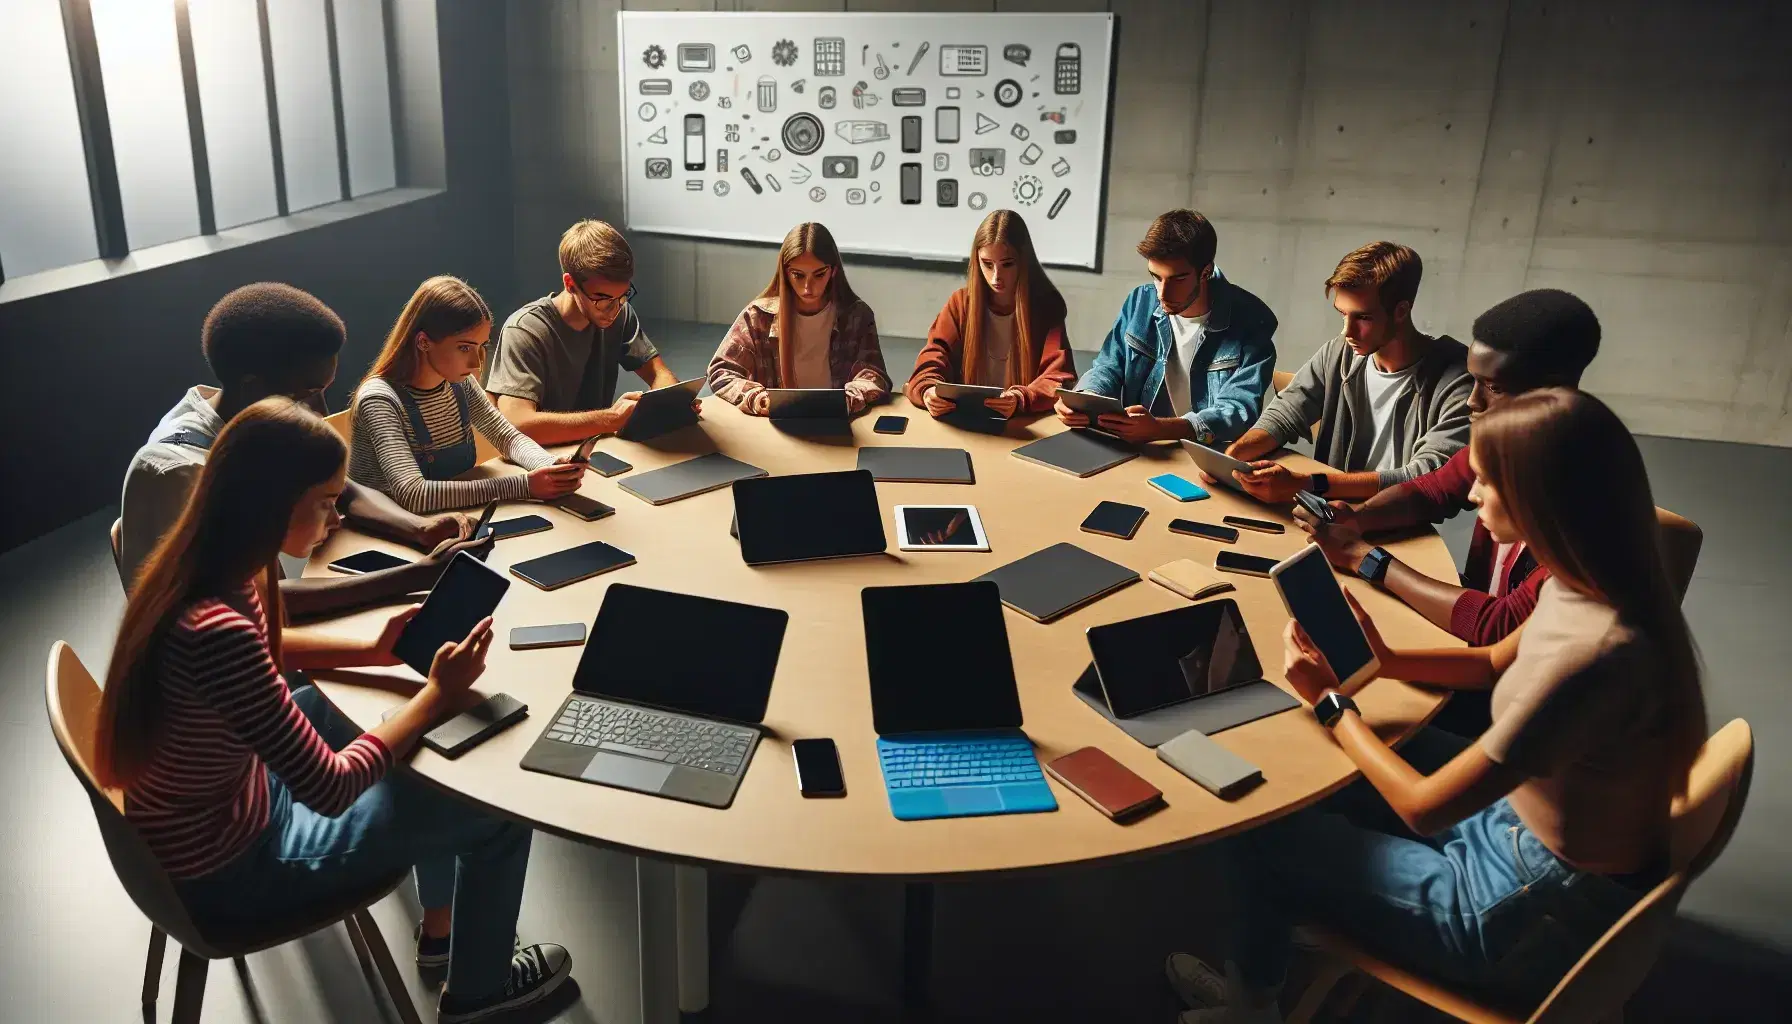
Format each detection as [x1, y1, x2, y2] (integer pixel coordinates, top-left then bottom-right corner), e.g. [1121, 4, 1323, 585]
[306, 399, 1462, 880]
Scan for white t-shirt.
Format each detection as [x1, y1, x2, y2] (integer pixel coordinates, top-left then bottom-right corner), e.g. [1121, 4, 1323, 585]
[981, 310, 1015, 386]
[786, 303, 837, 389]
[1161, 311, 1209, 416]
[1360, 358, 1417, 473]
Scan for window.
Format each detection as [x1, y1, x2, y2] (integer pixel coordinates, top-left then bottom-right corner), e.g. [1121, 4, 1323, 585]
[0, 0, 407, 285]
[0, 0, 100, 279]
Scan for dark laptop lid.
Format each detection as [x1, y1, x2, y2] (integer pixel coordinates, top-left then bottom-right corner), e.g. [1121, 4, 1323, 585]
[572, 583, 788, 723]
[862, 581, 1023, 735]
[616, 377, 703, 441]
[732, 469, 886, 565]
[1085, 599, 1263, 719]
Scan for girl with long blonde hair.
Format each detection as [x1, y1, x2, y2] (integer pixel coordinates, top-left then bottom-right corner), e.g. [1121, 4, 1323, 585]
[349, 275, 583, 511]
[707, 222, 891, 415]
[908, 209, 1075, 419]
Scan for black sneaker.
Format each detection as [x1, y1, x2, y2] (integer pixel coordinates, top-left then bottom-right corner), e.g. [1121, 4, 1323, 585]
[436, 944, 572, 1023]
[416, 924, 523, 970]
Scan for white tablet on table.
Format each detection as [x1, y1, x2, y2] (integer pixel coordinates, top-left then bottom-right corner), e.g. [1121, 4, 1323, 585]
[893, 505, 990, 552]
[1180, 439, 1254, 491]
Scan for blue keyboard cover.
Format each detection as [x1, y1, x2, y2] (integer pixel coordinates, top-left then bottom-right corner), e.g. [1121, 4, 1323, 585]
[876, 731, 1058, 821]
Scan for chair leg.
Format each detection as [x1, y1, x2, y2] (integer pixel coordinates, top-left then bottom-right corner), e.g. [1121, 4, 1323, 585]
[141, 926, 167, 1006]
[352, 909, 424, 1024]
[170, 949, 209, 1024]
[1286, 957, 1354, 1024]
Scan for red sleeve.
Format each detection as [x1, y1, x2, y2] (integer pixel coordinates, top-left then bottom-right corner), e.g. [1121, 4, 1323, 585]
[1020, 321, 1077, 413]
[180, 603, 391, 816]
[905, 291, 967, 407]
[1400, 447, 1476, 523]
[1448, 565, 1551, 644]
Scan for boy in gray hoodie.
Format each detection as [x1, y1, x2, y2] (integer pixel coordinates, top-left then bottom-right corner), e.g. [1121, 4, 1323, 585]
[1218, 241, 1471, 503]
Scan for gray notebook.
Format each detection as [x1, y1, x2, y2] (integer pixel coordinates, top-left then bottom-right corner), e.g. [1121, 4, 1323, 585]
[1072, 663, 1300, 747]
[619, 452, 767, 506]
[973, 542, 1139, 623]
[1010, 429, 1138, 478]
[857, 447, 975, 484]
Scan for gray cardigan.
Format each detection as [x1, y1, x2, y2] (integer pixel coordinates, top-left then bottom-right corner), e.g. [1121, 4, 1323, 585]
[1254, 334, 1473, 489]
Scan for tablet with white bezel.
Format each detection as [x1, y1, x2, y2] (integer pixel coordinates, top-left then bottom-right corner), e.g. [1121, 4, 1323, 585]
[894, 504, 990, 552]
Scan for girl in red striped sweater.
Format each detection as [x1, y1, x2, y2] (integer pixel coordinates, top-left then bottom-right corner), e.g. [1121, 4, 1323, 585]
[96, 398, 572, 1023]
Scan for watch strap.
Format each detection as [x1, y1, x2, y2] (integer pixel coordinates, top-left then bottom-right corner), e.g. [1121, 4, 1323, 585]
[1359, 546, 1393, 583]
[1315, 692, 1359, 728]
[1309, 472, 1329, 496]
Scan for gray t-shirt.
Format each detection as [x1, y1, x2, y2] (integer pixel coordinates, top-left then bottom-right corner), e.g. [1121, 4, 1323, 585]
[487, 295, 659, 413]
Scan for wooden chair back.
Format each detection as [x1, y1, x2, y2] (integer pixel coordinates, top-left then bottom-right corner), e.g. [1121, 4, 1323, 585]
[1655, 506, 1702, 601]
[45, 643, 220, 957]
[1272, 370, 1295, 394]
[1527, 718, 1752, 1023]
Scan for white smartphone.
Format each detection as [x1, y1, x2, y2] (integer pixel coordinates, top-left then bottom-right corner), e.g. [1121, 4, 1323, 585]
[1269, 544, 1380, 692]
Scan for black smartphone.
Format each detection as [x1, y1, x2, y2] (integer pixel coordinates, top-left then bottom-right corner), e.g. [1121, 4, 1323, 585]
[327, 549, 412, 575]
[874, 415, 908, 435]
[568, 435, 599, 464]
[583, 451, 633, 477]
[1168, 519, 1238, 544]
[1293, 490, 1335, 524]
[1214, 550, 1280, 578]
[509, 540, 636, 591]
[556, 494, 616, 522]
[1080, 501, 1148, 540]
[472, 500, 499, 541]
[1223, 515, 1285, 535]
[424, 693, 528, 758]
[509, 623, 588, 650]
[793, 738, 846, 797]
[488, 514, 554, 540]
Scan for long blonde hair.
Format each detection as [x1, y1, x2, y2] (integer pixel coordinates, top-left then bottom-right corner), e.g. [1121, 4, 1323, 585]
[1474, 389, 1706, 786]
[757, 223, 860, 387]
[961, 209, 1065, 387]
[362, 275, 492, 385]
[96, 400, 346, 788]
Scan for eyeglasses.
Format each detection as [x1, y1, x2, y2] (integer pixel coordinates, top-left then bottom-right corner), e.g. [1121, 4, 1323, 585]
[579, 281, 636, 316]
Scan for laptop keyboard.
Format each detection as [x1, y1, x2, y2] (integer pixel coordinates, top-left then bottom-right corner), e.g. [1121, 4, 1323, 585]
[546, 699, 755, 775]
[878, 737, 1044, 789]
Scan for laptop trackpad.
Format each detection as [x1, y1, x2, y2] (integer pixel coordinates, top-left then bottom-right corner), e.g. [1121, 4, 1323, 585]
[942, 786, 1005, 815]
[582, 752, 675, 793]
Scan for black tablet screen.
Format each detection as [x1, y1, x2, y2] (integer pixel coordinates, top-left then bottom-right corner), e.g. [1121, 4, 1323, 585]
[901, 507, 975, 546]
[573, 584, 786, 722]
[863, 582, 1022, 734]
[1081, 501, 1147, 537]
[1087, 600, 1262, 718]
[393, 552, 510, 675]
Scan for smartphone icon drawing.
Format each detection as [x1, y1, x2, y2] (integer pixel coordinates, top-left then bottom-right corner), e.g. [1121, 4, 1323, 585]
[935, 106, 960, 144]
[900, 162, 922, 204]
[683, 114, 706, 171]
[901, 115, 922, 153]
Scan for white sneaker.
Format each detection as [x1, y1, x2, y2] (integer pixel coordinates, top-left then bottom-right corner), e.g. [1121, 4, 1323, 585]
[1165, 952, 1229, 1009]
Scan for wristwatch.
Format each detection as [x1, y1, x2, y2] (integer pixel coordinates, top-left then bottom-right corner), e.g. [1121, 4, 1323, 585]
[1308, 472, 1330, 496]
[1314, 691, 1359, 729]
[1358, 546, 1394, 584]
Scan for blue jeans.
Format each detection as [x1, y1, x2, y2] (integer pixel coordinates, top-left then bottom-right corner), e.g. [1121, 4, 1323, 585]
[1230, 728, 1642, 1009]
[178, 687, 532, 999]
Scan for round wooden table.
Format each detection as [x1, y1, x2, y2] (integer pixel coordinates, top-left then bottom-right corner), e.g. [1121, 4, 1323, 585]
[306, 399, 1461, 1021]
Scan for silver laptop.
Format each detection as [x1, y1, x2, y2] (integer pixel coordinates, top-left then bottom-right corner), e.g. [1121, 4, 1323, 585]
[519, 584, 788, 808]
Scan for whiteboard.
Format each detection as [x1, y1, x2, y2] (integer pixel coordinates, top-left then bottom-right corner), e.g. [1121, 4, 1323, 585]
[616, 12, 1116, 270]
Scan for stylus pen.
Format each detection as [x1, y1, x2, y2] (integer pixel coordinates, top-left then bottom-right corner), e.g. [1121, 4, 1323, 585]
[907, 41, 929, 76]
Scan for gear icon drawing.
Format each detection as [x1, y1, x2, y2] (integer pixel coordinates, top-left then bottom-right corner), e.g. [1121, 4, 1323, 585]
[1012, 174, 1043, 205]
[643, 44, 666, 69]
[771, 39, 798, 68]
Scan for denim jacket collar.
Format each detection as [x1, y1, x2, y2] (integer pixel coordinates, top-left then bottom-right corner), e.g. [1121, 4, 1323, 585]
[1144, 268, 1238, 359]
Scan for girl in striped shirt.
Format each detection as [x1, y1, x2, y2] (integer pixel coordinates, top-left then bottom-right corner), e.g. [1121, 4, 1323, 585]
[350, 275, 584, 513]
[97, 398, 573, 1022]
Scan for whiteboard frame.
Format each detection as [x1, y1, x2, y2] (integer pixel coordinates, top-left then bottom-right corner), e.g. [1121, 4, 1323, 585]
[615, 11, 1119, 273]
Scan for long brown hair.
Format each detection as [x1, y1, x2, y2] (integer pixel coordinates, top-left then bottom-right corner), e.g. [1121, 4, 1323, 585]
[756, 223, 860, 387]
[95, 399, 347, 788]
[1473, 389, 1706, 784]
[961, 209, 1066, 387]
[362, 275, 492, 385]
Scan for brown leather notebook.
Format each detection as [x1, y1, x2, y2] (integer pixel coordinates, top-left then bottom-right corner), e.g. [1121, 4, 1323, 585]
[1045, 747, 1166, 821]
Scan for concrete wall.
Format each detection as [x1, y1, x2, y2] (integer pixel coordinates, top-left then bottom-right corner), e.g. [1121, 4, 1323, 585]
[508, 0, 1792, 446]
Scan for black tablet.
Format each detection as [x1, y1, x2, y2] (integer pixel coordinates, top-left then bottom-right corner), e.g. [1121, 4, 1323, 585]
[509, 540, 637, 591]
[392, 552, 511, 676]
[1085, 599, 1263, 718]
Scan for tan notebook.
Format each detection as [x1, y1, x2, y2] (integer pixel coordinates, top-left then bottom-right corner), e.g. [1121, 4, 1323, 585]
[1146, 558, 1236, 601]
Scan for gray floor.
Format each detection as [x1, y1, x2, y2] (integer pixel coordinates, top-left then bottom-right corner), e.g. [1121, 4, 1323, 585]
[2, 321, 1786, 1022]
